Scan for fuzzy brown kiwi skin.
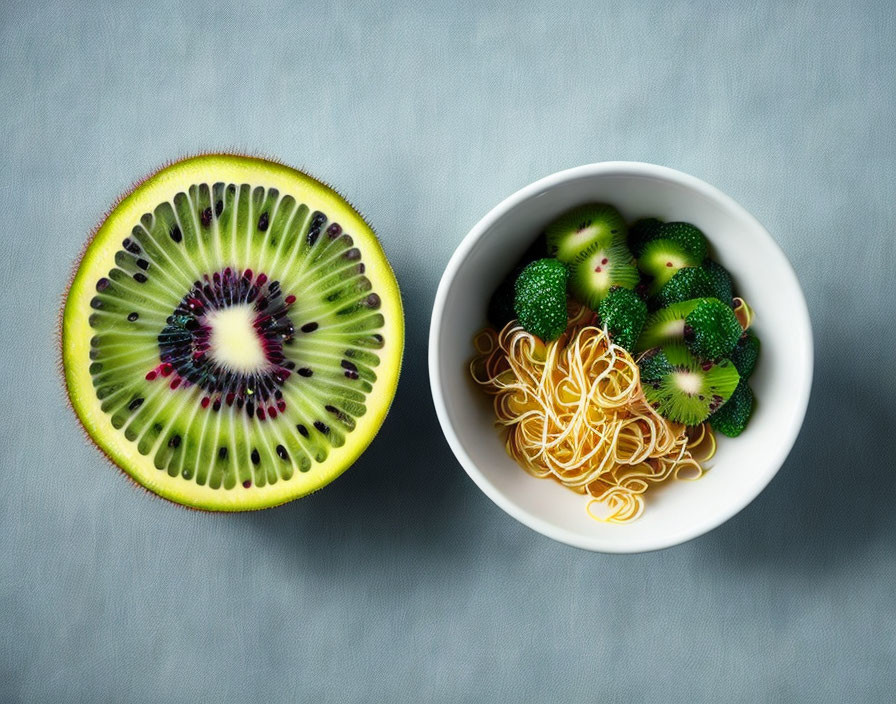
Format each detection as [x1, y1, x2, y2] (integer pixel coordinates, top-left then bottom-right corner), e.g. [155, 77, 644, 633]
[57, 150, 397, 513]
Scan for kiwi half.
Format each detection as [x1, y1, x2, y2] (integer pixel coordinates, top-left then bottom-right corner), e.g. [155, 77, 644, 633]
[568, 240, 639, 309]
[639, 344, 740, 425]
[545, 203, 626, 263]
[62, 154, 404, 511]
[637, 238, 701, 293]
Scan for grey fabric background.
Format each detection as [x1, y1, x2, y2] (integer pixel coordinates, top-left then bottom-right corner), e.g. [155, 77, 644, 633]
[2, 0, 894, 701]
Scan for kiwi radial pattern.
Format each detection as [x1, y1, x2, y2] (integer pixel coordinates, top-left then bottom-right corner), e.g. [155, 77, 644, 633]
[62, 154, 404, 510]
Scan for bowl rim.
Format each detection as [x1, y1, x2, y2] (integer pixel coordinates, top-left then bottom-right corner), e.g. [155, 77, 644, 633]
[428, 161, 814, 553]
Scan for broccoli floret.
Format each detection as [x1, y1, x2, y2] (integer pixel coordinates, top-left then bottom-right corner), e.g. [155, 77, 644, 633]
[514, 258, 569, 341]
[657, 222, 708, 261]
[701, 259, 734, 307]
[654, 267, 716, 308]
[598, 286, 648, 351]
[683, 298, 742, 360]
[709, 379, 754, 437]
[729, 330, 760, 378]
[638, 347, 673, 382]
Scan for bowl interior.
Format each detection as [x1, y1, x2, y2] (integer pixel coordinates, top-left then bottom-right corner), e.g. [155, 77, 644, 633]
[430, 164, 812, 552]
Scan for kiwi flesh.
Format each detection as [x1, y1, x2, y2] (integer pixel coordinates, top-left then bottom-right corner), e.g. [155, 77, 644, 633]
[636, 299, 703, 352]
[63, 154, 404, 511]
[637, 238, 701, 293]
[639, 344, 740, 425]
[568, 239, 639, 309]
[545, 203, 626, 263]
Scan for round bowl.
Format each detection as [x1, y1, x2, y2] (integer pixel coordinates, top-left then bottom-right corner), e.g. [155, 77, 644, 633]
[429, 162, 813, 553]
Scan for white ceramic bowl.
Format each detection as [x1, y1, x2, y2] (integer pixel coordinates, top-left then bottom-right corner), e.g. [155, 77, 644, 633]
[429, 162, 813, 553]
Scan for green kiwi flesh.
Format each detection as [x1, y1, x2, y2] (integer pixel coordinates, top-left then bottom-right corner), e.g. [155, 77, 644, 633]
[545, 203, 627, 263]
[568, 240, 639, 309]
[640, 344, 740, 425]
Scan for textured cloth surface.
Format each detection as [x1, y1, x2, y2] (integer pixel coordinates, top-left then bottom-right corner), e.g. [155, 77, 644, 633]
[1, 1, 895, 702]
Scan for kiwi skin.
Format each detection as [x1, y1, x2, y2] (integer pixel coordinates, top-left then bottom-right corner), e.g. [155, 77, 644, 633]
[59, 150, 401, 512]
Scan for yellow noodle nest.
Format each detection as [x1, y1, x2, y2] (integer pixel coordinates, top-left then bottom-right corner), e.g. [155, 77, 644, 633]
[470, 304, 716, 523]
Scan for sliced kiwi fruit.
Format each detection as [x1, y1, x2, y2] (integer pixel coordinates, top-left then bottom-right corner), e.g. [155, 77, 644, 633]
[62, 154, 404, 511]
[637, 238, 701, 293]
[639, 344, 740, 425]
[568, 239, 639, 310]
[636, 297, 741, 360]
[545, 203, 626, 263]
[636, 299, 703, 352]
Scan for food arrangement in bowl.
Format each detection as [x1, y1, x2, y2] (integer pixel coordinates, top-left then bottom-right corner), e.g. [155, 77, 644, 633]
[430, 162, 813, 551]
[470, 205, 761, 523]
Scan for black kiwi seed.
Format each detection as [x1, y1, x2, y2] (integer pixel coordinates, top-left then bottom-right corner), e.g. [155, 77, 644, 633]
[298, 368, 313, 377]
[250, 448, 260, 465]
[169, 225, 182, 242]
[127, 312, 139, 322]
[218, 447, 228, 460]
[128, 397, 144, 411]
[314, 421, 330, 434]
[258, 212, 269, 231]
[90, 297, 104, 309]
[122, 238, 140, 254]
[301, 322, 318, 333]
[215, 199, 223, 216]
[242, 479, 251, 488]
[276, 445, 289, 460]
[326, 223, 342, 238]
[135, 258, 149, 270]
[168, 434, 181, 448]
[344, 248, 361, 261]
[96, 277, 110, 292]
[296, 424, 309, 437]
[365, 293, 381, 309]
[133, 272, 147, 283]
[341, 360, 358, 373]
[201, 207, 212, 227]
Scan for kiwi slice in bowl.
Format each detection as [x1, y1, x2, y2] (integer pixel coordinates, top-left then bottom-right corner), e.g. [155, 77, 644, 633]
[62, 154, 404, 511]
[545, 203, 626, 263]
[639, 344, 740, 425]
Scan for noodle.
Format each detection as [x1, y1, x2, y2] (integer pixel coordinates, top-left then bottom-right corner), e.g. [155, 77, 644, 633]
[470, 303, 716, 523]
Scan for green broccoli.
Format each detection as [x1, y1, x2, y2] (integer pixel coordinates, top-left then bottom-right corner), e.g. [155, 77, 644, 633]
[598, 286, 648, 351]
[709, 379, 754, 437]
[657, 222, 708, 261]
[729, 330, 760, 379]
[513, 258, 569, 341]
[683, 298, 742, 360]
[654, 267, 716, 308]
[701, 259, 734, 307]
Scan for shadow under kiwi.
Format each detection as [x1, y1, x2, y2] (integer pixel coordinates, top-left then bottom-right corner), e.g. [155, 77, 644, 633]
[241, 292, 476, 581]
[701, 344, 895, 573]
